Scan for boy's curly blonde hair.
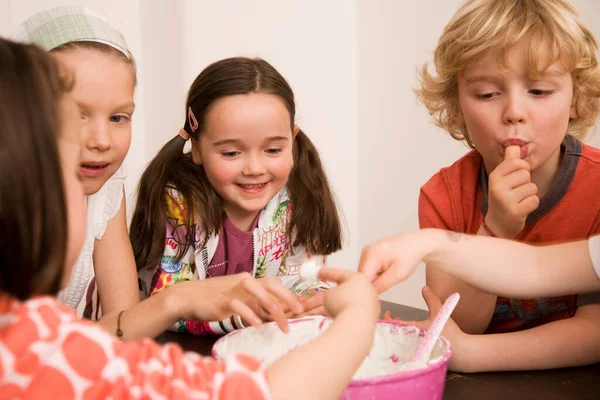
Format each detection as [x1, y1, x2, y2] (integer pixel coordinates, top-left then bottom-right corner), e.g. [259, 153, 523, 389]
[417, 0, 600, 148]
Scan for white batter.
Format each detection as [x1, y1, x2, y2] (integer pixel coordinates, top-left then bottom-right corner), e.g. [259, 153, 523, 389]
[299, 261, 320, 286]
[213, 316, 448, 379]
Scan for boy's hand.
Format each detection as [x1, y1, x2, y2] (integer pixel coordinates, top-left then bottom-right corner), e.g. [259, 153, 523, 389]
[385, 287, 470, 371]
[485, 145, 539, 238]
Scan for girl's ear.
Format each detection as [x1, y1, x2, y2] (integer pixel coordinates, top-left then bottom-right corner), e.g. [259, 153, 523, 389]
[293, 124, 299, 139]
[191, 138, 202, 165]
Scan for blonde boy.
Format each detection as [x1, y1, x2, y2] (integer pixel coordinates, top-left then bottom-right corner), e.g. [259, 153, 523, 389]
[416, 0, 600, 371]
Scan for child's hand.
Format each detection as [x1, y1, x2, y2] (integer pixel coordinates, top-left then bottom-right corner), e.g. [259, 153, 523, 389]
[290, 288, 328, 318]
[317, 268, 380, 322]
[485, 145, 539, 238]
[358, 234, 425, 293]
[175, 273, 304, 333]
[388, 287, 470, 371]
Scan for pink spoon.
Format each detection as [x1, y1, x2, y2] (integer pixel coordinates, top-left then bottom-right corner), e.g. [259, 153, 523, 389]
[409, 292, 460, 365]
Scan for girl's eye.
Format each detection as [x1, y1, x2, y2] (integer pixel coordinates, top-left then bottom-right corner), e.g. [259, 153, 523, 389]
[222, 151, 240, 158]
[266, 148, 283, 155]
[110, 115, 130, 123]
[530, 89, 554, 96]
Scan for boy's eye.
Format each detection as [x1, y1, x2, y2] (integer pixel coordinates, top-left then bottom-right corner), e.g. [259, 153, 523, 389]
[109, 115, 130, 123]
[530, 89, 554, 96]
[475, 93, 496, 100]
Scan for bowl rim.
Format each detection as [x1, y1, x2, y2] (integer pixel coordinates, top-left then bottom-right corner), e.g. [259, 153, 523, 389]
[212, 316, 452, 383]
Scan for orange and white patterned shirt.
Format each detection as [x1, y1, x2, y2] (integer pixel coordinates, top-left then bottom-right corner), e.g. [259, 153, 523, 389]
[0, 295, 270, 400]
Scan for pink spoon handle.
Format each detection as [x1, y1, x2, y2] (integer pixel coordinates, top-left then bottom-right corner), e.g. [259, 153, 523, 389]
[409, 292, 460, 364]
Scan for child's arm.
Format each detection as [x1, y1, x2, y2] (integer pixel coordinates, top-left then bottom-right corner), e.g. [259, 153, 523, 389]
[45, 268, 378, 400]
[92, 190, 228, 339]
[96, 193, 300, 338]
[266, 267, 380, 399]
[423, 147, 543, 333]
[462, 304, 600, 372]
[397, 287, 600, 372]
[92, 191, 143, 334]
[359, 229, 600, 298]
[419, 185, 498, 334]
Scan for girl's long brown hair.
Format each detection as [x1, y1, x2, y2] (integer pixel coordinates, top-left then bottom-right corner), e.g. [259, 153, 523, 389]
[130, 57, 342, 271]
[0, 38, 70, 299]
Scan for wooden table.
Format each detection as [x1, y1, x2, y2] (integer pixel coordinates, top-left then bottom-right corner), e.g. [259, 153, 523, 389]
[156, 301, 600, 399]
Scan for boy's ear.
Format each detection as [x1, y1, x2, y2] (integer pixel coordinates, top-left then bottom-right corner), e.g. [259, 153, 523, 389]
[570, 98, 578, 119]
[191, 139, 202, 165]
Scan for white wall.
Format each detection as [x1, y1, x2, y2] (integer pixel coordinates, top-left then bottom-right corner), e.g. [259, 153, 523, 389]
[2, 0, 600, 309]
[1, 0, 360, 276]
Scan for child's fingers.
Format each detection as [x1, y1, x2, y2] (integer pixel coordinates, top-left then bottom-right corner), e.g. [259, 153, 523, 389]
[317, 266, 354, 284]
[357, 246, 385, 282]
[371, 265, 405, 294]
[229, 298, 264, 328]
[491, 158, 530, 179]
[512, 182, 538, 202]
[408, 319, 432, 331]
[296, 305, 327, 318]
[504, 145, 521, 160]
[421, 286, 443, 316]
[240, 278, 291, 331]
[298, 291, 325, 311]
[501, 168, 532, 190]
[382, 310, 394, 320]
[262, 278, 304, 315]
[239, 277, 280, 313]
[516, 194, 540, 214]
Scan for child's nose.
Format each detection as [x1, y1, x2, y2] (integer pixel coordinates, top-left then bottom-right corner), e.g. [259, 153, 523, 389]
[502, 94, 527, 124]
[84, 121, 111, 151]
[243, 153, 267, 175]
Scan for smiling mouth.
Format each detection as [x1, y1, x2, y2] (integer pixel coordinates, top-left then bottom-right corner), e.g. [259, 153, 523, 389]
[237, 183, 267, 189]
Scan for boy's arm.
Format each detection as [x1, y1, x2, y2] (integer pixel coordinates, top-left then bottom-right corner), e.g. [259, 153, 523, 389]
[419, 188, 498, 334]
[453, 304, 600, 372]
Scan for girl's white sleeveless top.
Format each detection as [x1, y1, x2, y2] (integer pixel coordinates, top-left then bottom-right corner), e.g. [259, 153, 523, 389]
[58, 166, 126, 318]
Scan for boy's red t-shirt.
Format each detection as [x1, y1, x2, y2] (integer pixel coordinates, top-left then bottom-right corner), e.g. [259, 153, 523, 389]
[419, 136, 600, 333]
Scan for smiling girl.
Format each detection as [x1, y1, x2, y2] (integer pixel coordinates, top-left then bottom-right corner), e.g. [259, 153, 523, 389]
[131, 57, 342, 335]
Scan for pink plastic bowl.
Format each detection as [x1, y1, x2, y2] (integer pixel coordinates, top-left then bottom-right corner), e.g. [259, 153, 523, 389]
[212, 316, 451, 400]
